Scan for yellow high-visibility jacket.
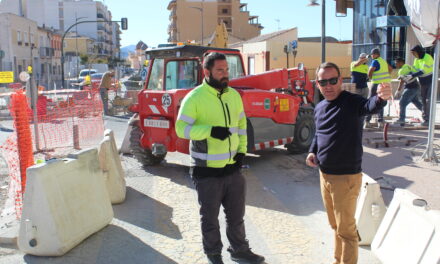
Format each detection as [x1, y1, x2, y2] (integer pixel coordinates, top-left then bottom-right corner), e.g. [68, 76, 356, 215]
[176, 81, 247, 168]
[371, 57, 391, 84]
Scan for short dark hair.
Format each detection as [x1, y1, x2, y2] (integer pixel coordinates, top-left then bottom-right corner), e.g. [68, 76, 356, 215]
[203, 52, 226, 70]
[315, 62, 341, 79]
[394, 57, 405, 63]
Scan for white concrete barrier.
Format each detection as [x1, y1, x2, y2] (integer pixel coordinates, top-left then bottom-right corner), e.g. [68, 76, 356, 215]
[18, 149, 113, 256]
[98, 129, 126, 204]
[355, 173, 387, 246]
[372, 189, 440, 264]
[119, 114, 137, 154]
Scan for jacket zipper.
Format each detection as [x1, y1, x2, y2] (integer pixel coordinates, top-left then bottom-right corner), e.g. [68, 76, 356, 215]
[225, 103, 231, 125]
[217, 92, 232, 161]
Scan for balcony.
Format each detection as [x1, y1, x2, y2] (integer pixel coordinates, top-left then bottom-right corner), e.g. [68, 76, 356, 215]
[168, 22, 177, 33]
[167, 0, 176, 10]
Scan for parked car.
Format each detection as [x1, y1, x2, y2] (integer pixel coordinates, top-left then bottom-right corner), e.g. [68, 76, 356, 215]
[78, 69, 97, 83]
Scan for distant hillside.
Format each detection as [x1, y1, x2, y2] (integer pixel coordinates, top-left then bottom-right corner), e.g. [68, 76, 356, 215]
[120, 44, 136, 59]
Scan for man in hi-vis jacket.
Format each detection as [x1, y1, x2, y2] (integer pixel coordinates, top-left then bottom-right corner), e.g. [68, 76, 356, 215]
[176, 52, 264, 264]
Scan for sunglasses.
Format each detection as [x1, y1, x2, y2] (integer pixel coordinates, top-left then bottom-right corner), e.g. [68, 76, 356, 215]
[317, 77, 339, 86]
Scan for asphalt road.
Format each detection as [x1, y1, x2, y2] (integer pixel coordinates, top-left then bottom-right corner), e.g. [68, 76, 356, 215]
[0, 115, 439, 263]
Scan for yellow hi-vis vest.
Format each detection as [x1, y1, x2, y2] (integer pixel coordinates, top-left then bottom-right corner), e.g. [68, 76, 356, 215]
[413, 53, 434, 77]
[371, 57, 391, 84]
[350, 61, 368, 74]
[175, 81, 247, 168]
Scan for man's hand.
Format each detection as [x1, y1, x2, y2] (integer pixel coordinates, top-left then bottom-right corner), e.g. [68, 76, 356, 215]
[377, 83, 392, 100]
[305, 153, 318, 167]
[234, 153, 245, 168]
[211, 126, 231, 140]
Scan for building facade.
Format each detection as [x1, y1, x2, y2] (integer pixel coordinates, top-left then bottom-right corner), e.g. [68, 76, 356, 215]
[0, 13, 39, 82]
[167, 0, 262, 44]
[61, 0, 116, 58]
[0, 0, 61, 30]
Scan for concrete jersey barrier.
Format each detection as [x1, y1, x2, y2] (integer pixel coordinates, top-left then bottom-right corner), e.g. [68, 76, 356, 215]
[372, 188, 440, 264]
[18, 148, 113, 256]
[98, 129, 126, 204]
[355, 173, 387, 245]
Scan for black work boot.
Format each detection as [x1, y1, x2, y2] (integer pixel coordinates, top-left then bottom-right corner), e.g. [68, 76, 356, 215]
[207, 254, 224, 264]
[228, 248, 265, 263]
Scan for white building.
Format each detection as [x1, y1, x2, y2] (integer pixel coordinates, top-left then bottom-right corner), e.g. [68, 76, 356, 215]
[61, 0, 114, 58]
[0, 0, 60, 30]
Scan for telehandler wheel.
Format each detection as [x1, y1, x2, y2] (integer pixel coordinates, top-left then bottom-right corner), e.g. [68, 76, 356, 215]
[287, 110, 315, 154]
[129, 125, 166, 166]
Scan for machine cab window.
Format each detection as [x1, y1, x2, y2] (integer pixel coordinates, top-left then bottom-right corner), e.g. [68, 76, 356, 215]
[165, 59, 199, 90]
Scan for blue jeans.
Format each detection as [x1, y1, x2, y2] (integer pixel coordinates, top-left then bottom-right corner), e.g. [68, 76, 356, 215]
[365, 84, 384, 122]
[399, 88, 423, 122]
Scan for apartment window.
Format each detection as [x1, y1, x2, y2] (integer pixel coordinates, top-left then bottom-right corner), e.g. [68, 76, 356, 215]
[17, 31, 22, 45]
[30, 33, 34, 45]
[222, 9, 228, 14]
[24, 33, 29, 45]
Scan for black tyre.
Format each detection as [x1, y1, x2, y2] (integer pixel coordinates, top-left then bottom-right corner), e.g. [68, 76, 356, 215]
[286, 109, 315, 154]
[129, 125, 166, 166]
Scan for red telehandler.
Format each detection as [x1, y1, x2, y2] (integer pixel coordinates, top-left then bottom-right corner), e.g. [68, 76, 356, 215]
[127, 45, 316, 166]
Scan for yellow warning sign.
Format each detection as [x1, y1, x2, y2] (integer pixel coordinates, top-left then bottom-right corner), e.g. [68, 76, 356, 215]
[279, 98, 289, 111]
[0, 71, 14, 83]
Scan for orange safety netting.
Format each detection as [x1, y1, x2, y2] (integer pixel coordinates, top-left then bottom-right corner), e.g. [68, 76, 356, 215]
[0, 89, 104, 218]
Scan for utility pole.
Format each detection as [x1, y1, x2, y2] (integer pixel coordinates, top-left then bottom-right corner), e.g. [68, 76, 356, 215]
[61, 18, 128, 88]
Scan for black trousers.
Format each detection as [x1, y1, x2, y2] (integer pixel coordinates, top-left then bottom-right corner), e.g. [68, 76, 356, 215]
[366, 83, 384, 122]
[420, 80, 432, 122]
[192, 169, 249, 255]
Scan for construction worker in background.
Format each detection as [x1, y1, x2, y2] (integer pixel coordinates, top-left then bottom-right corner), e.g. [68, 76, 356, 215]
[350, 53, 369, 98]
[99, 70, 115, 115]
[82, 74, 91, 90]
[175, 52, 264, 264]
[410, 45, 434, 126]
[394, 57, 423, 127]
[365, 48, 392, 129]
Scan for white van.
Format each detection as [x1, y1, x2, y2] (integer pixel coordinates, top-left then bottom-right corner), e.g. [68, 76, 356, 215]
[78, 69, 97, 83]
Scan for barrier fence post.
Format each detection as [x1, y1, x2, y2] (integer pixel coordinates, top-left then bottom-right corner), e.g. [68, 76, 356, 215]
[73, 124, 80, 150]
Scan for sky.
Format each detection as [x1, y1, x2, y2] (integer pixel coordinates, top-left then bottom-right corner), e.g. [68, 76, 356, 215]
[100, 0, 353, 48]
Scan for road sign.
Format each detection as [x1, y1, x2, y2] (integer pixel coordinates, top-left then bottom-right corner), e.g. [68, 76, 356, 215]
[291, 40, 298, 49]
[19, 71, 30, 82]
[140, 67, 148, 81]
[0, 71, 14, 83]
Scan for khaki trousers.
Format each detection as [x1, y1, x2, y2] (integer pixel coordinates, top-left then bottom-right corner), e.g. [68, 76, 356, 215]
[320, 171, 362, 264]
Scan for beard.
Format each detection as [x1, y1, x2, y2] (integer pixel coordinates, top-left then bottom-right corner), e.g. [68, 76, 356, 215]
[206, 73, 229, 90]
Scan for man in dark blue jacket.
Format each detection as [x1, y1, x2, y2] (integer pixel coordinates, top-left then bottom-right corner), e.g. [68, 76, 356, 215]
[306, 62, 391, 264]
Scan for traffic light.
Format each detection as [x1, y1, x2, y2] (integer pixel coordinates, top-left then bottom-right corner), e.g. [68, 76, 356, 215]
[121, 18, 128, 30]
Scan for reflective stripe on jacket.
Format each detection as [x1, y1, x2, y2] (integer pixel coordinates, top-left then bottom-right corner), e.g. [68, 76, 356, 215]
[413, 53, 434, 77]
[175, 81, 247, 168]
[398, 64, 417, 85]
[350, 61, 368, 74]
[371, 57, 391, 84]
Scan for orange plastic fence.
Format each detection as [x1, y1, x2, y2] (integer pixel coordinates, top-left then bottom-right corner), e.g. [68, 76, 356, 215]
[0, 89, 104, 218]
[0, 134, 24, 218]
[30, 90, 104, 156]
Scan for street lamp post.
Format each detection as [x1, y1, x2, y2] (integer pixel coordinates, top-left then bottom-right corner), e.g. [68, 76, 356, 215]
[308, 0, 326, 63]
[75, 14, 87, 77]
